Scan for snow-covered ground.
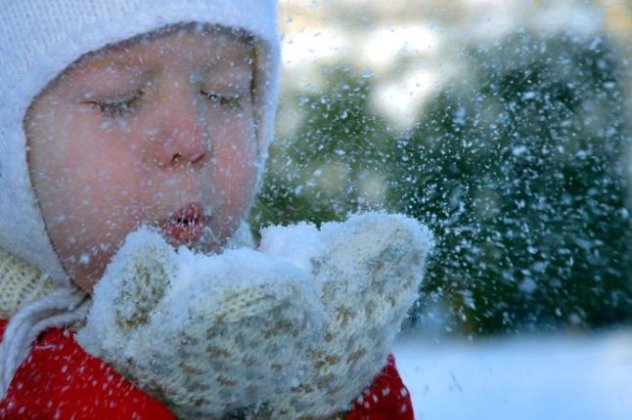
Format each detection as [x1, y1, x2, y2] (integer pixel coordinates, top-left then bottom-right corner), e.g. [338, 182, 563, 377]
[394, 329, 632, 420]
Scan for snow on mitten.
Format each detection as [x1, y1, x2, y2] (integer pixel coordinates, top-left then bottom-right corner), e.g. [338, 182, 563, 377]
[260, 212, 433, 418]
[76, 227, 324, 419]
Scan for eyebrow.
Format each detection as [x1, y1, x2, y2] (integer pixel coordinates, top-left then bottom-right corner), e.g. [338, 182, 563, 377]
[75, 44, 253, 75]
[79, 46, 147, 71]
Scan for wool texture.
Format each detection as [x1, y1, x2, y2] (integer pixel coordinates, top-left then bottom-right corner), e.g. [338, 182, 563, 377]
[0, 320, 414, 419]
[0, 221, 254, 400]
[76, 212, 433, 418]
[0, 249, 58, 319]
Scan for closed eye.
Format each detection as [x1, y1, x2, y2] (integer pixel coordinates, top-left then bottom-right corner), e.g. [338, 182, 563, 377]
[85, 89, 144, 118]
[199, 89, 242, 109]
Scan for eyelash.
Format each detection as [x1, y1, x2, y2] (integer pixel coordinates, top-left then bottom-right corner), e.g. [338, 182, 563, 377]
[199, 89, 243, 109]
[85, 88, 243, 118]
[86, 89, 144, 118]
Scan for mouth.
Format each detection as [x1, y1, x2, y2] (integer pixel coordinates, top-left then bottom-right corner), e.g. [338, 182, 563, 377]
[159, 202, 213, 247]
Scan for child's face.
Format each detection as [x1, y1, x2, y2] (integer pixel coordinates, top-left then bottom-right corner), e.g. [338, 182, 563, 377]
[25, 27, 258, 291]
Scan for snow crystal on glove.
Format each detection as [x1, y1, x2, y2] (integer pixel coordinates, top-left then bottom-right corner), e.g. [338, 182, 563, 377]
[77, 212, 433, 419]
[77, 227, 324, 419]
[261, 212, 434, 418]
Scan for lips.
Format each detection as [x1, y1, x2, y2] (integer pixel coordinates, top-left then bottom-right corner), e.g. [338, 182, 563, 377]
[159, 202, 212, 246]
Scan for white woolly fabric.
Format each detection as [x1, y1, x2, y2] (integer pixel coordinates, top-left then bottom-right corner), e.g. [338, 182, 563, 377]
[0, 248, 58, 319]
[0, 220, 250, 402]
[76, 212, 434, 418]
[0, 0, 280, 286]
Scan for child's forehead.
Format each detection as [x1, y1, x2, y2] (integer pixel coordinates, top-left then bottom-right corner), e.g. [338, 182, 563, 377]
[66, 26, 254, 80]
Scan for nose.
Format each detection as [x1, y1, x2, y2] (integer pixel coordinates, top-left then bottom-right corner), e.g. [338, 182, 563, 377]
[150, 90, 210, 168]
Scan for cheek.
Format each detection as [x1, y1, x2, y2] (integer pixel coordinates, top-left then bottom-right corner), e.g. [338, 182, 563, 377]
[215, 116, 258, 189]
[211, 113, 258, 220]
[30, 112, 151, 271]
[41, 118, 141, 211]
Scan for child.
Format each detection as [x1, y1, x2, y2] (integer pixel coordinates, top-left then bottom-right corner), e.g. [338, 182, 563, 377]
[0, 1, 429, 418]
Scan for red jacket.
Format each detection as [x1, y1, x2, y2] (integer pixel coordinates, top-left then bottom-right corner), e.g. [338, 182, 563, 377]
[0, 320, 414, 419]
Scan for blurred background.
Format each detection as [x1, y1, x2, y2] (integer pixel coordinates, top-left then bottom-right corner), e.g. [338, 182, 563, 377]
[252, 0, 632, 337]
[252, 1, 632, 417]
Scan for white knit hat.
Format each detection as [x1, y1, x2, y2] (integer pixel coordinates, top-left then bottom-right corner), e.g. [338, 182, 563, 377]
[0, 0, 280, 287]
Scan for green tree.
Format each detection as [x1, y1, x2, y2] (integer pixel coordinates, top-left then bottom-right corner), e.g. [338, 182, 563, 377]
[252, 66, 395, 228]
[393, 31, 632, 334]
[252, 31, 632, 335]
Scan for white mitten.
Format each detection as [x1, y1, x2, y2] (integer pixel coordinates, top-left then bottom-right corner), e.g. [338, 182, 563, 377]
[76, 228, 324, 419]
[260, 212, 433, 418]
[77, 212, 432, 419]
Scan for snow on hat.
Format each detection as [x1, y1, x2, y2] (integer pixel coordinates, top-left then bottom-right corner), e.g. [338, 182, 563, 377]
[0, 0, 280, 287]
